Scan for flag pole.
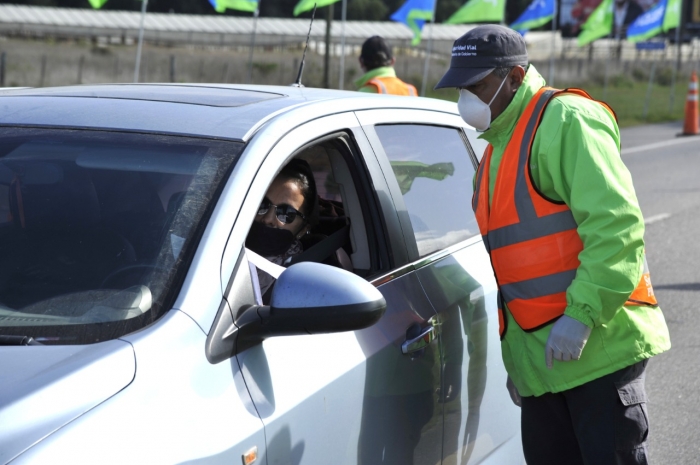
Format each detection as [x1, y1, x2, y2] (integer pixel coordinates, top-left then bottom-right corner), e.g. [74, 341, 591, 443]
[339, 0, 347, 89]
[133, 0, 148, 83]
[549, 0, 558, 85]
[421, 0, 438, 97]
[669, 0, 685, 112]
[603, 33, 611, 100]
[247, 1, 261, 84]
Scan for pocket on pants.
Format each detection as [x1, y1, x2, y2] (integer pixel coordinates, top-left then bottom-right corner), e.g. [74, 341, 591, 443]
[615, 378, 649, 451]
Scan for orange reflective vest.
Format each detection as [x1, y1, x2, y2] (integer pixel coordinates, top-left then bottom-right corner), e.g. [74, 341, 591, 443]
[472, 87, 657, 338]
[365, 76, 418, 96]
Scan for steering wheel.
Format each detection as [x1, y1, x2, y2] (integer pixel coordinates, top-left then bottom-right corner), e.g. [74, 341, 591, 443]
[100, 263, 164, 289]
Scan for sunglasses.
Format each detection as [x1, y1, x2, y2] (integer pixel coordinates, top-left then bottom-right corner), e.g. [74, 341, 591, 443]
[257, 198, 306, 224]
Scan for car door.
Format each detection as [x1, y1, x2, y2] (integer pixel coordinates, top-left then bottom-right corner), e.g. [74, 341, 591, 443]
[219, 111, 443, 465]
[357, 110, 524, 465]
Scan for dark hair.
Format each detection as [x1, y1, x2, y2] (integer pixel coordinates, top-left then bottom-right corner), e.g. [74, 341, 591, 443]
[492, 63, 529, 80]
[360, 36, 393, 71]
[277, 159, 318, 225]
[492, 66, 513, 79]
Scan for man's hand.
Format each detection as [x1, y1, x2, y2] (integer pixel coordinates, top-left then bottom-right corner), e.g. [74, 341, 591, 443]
[545, 315, 592, 369]
[506, 376, 521, 407]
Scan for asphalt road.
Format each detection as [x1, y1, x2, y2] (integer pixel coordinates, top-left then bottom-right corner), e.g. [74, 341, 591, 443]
[620, 121, 700, 464]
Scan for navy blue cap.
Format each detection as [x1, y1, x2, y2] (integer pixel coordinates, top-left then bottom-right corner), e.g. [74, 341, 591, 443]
[435, 25, 528, 89]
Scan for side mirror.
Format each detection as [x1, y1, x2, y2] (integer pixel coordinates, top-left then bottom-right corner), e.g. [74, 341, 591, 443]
[206, 262, 387, 362]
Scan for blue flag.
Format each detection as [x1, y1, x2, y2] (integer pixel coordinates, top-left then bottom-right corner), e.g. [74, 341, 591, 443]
[391, 0, 436, 46]
[627, 0, 666, 42]
[510, 0, 555, 32]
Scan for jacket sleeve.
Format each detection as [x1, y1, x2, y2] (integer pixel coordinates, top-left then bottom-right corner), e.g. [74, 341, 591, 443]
[530, 96, 645, 327]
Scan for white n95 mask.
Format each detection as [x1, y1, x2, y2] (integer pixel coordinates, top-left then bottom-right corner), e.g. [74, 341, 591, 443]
[457, 74, 509, 131]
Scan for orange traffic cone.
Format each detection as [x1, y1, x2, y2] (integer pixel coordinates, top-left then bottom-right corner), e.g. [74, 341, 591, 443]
[682, 71, 699, 135]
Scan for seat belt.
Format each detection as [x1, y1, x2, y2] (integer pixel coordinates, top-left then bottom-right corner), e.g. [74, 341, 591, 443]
[288, 222, 351, 266]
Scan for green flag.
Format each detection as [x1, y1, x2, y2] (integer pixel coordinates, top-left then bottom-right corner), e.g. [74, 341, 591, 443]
[390, 161, 455, 195]
[294, 0, 339, 16]
[210, 0, 258, 13]
[663, 0, 680, 30]
[577, 0, 613, 46]
[88, 0, 108, 9]
[445, 0, 506, 24]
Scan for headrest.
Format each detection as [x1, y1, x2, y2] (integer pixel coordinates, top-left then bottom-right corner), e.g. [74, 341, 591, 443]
[8, 163, 101, 232]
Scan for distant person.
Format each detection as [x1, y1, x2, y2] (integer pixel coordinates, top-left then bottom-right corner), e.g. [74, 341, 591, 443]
[355, 36, 418, 96]
[614, 0, 644, 38]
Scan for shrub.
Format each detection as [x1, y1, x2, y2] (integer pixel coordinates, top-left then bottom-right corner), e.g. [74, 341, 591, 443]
[610, 74, 634, 88]
[91, 46, 111, 56]
[252, 62, 277, 77]
[655, 66, 674, 86]
[631, 67, 647, 82]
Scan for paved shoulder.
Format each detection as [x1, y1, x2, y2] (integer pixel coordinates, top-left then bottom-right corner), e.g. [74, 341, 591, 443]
[620, 121, 683, 150]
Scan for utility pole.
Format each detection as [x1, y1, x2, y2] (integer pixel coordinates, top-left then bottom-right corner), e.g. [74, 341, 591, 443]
[133, 0, 149, 83]
[323, 3, 334, 89]
[247, 0, 261, 84]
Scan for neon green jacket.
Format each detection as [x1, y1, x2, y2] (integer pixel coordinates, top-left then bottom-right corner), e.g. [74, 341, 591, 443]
[479, 65, 671, 397]
[354, 67, 396, 93]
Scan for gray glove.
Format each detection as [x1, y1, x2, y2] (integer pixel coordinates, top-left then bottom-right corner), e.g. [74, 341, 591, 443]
[506, 376, 521, 407]
[545, 315, 592, 370]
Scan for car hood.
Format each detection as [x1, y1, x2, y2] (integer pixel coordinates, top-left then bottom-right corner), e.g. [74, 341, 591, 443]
[0, 339, 135, 464]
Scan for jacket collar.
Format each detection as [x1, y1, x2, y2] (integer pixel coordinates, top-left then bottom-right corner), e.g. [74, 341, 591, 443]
[354, 66, 397, 89]
[479, 65, 546, 145]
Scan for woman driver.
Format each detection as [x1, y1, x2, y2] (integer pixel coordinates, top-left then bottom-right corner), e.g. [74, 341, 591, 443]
[245, 159, 318, 300]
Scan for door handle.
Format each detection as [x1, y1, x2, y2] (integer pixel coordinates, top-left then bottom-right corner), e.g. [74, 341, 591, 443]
[402, 325, 436, 354]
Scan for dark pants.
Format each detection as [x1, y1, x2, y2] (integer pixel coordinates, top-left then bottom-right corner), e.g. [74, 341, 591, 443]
[521, 360, 650, 465]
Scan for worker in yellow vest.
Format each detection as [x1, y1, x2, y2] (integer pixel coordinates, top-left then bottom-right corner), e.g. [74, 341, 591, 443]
[435, 25, 670, 465]
[355, 36, 418, 96]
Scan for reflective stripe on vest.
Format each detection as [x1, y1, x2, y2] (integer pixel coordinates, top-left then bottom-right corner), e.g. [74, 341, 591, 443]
[472, 87, 657, 336]
[367, 77, 418, 96]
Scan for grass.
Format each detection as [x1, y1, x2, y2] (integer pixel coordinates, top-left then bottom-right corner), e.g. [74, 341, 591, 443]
[421, 73, 690, 128]
[560, 79, 687, 128]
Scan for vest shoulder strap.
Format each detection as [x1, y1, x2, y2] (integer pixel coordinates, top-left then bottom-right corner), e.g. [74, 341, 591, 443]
[366, 78, 388, 94]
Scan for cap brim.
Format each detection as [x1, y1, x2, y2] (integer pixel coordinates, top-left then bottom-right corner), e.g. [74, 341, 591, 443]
[434, 67, 494, 90]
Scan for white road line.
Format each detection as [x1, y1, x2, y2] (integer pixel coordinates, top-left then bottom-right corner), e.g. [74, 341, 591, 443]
[621, 137, 700, 156]
[644, 213, 671, 225]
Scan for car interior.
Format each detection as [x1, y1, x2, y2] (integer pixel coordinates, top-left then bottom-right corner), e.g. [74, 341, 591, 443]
[269, 134, 386, 281]
[0, 132, 385, 322]
[0, 134, 239, 326]
[0, 160, 189, 310]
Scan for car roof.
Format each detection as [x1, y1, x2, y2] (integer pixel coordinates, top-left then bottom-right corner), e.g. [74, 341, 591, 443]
[0, 84, 458, 142]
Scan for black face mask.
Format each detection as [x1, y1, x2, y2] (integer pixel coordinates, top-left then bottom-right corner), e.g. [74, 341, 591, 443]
[245, 221, 297, 257]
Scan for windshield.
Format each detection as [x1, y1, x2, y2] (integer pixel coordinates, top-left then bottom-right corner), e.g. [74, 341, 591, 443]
[0, 128, 242, 344]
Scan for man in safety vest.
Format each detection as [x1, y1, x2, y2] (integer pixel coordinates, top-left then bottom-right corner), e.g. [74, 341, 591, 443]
[435, 25, 670, 464]
[355, 35, 418, 96]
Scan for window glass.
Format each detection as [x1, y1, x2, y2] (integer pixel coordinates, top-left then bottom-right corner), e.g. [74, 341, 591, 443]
[0, 184, 9, 225]
[375, 124, 479, 257]
[0, 128, 242, 344]
[297, 144, 342, 203]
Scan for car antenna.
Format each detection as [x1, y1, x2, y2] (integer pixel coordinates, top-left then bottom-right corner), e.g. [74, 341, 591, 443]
[291, 3, 317, 88]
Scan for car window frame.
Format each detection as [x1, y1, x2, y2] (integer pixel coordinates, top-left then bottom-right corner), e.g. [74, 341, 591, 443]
[356, 109, 482, 264]
[219, 112, 406, 317]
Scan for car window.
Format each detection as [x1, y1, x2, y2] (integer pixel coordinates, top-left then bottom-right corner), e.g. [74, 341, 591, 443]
[243, 135, 385, 305]
[375, 124, 479, 257]
[0, 128, 242, 344]
[297, 144, 343, 203]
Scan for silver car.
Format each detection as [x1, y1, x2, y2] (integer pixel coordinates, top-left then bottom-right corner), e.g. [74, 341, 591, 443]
[0, 84, 523, 464]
